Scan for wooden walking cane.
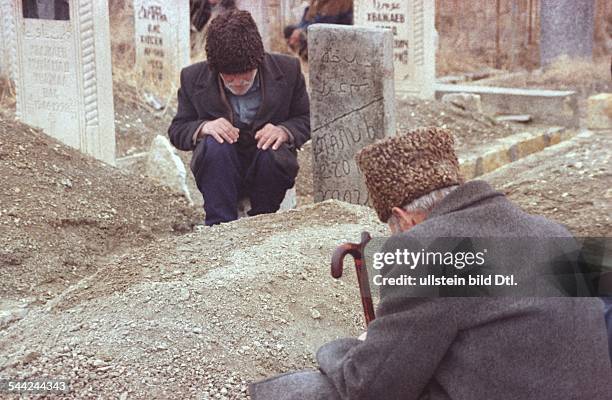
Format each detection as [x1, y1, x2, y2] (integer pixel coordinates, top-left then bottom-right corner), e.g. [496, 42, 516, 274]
[331, 231, 375, 326]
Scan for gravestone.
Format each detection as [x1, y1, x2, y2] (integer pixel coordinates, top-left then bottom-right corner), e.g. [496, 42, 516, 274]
[236, 0, 271, 50]
[354, 0, 435, 99]
[309, 24, 396, 206]
[13, 0, 116, 164]
[540, 0, 594, 65]
[133, 0, 190, 95]
[0, 1, 17, 79]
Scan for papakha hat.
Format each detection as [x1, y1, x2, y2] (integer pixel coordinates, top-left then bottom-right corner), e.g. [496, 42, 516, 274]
[205, 10, 264, 74]
[355, 127, 464, 222]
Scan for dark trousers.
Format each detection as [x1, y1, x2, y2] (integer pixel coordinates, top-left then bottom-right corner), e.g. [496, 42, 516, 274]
[191, 136, 295, 226]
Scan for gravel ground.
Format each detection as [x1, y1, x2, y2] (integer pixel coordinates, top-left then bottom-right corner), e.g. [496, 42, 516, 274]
[1, 201, 386, 399]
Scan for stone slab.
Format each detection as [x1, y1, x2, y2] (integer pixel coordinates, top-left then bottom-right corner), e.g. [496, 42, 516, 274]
[458, 127, 576, 179]
[146, 135, 192, 204]
[435, 84, 579, 128]
[309, 24, 396, 206]
[133, 0, 190, 96]
[13, 0, 116, 165]
[354, 0, 436, 98]
[587, 93, 612, 131]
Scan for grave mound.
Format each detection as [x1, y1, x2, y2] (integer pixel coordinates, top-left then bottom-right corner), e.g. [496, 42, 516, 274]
[0, 110, 202, 302]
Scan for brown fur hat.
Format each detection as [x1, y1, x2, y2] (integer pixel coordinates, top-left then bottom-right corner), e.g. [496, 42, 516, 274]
[355, 127, 464, 222]
[205, 9, 264, 73]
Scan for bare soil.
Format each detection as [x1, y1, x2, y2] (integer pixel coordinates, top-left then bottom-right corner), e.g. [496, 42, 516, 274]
[483, 130, 612, 236]
[0, 110, 203, 304]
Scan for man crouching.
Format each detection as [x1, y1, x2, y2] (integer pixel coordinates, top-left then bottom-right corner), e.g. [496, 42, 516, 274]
[168, 10, 310, 226]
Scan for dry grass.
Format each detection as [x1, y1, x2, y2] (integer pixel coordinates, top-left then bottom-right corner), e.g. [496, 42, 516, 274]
[477, 57, 612, 95]
[0, 77, 16, 110]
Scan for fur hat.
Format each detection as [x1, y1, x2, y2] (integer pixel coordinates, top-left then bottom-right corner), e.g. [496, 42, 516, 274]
[355, 127, 464, 222]
[205, 9, 264, 74]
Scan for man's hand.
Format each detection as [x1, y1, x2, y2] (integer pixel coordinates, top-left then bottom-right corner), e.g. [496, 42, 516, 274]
[200, 118, 239, 144]
[255, 123, 289, 150]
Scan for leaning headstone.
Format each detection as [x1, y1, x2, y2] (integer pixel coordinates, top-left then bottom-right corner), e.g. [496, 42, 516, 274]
[146, 135, 192, 204]
[12, 0, 116, 165]
[133, 0, 190, 95]
[354, 0, 436, 99]
[0, 1, 17, 79]
[236, 0, 271, 50]
[309, 24, 396, 206]
[540, 0, 594, 65]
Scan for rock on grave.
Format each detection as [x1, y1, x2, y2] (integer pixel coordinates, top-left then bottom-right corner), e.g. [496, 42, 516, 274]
[441, 93, 483, 114]
[12, 0, 116, 165]
[133, 0, 190, 96]
[354, 0, 436, 99]
[309, 24, 396, 206]
[540, 0, 594, 65]
[587, 93, 612, 131]
[146, 135, 192, 204]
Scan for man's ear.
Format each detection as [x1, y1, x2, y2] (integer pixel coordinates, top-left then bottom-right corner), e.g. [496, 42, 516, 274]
[391, 207, 411, 232]
[391, 207, 425, 232]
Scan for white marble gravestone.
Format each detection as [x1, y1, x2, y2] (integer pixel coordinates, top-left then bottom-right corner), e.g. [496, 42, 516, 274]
[309, 24, 396, 206]
[133, 0, 190, 95]
[236, 0, 271, 50]
[354, 0, 435, 99]
[13, 0, 116, 164]
[0, 1, 17, 79]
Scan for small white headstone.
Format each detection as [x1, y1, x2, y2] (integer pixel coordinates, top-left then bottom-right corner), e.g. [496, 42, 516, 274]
[13, 0, 116, 165]
[146, 135, 192, 204]
[354, 0, 436, 99]
[133, 0, 190, 95]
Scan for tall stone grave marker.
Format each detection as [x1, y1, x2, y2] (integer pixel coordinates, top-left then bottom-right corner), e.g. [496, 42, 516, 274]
[540, 0, 594, 65]
[133, 0, 190, 95]
[0, 1, 17, 79]
[354, 0, 435, 99]
[13, 0, 116, 164]
[236, 0, 271, 50]
[309, 24, 396, 206]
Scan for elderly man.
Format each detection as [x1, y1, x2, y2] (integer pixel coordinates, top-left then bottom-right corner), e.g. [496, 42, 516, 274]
[168, 10, 309, 226]
[249, 127, 612, 399]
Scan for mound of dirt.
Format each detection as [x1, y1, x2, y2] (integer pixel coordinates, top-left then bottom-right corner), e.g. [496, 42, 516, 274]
[482, 131, 611, 236]
[0, 200, 386, 399]
[0, 110, 203, 303]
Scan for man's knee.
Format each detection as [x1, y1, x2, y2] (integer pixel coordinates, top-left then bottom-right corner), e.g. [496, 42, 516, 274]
[191, 136, 239, 184]
[254, 147, 299, 180]
[202, 136, 237, 163]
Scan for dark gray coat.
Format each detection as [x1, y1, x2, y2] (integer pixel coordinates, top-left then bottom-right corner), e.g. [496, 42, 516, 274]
[250, 181, 612, 400]
[168, 53, 310, 152]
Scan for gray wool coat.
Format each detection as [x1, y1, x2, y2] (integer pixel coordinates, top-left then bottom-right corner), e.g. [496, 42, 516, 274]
[250, 180, 612, 400]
